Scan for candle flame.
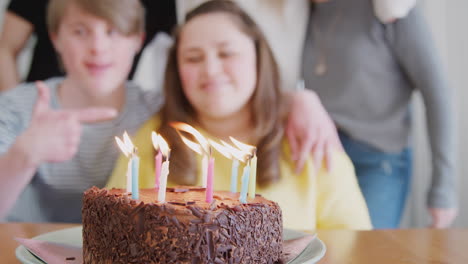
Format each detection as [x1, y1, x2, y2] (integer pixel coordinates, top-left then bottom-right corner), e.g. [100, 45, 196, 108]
[210, 139, 250, 162]
[209, 140, 232, 159]
[152, 131, 170, 158]
[151, 131, 160, 151]
[115, 131, 134, 157]
[123, 131, 134, 149]
[157, 134, 171, 158]
[230, 136, 256, 156]
[180, 135, 203, 155]
[171, 122, 210, 155]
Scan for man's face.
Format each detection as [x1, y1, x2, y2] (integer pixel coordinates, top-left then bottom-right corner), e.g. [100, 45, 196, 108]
[51, 2, 143, 96]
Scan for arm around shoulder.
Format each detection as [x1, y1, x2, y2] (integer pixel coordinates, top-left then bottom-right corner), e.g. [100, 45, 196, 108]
[284, 89, 342, 174]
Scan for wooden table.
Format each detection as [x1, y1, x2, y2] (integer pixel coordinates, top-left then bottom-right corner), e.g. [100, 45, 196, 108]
[2, 223, 468, 263]
[316, 229, 468, 264]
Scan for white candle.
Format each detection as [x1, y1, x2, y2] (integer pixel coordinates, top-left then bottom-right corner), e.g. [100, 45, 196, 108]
[154, 151, 162, 188]
[115, 132, 137, 194]
[231, 159, 240, 193]
[156, 135, 171, 203]
[239, 164, 250, 204]
[158, 160, 170, 202]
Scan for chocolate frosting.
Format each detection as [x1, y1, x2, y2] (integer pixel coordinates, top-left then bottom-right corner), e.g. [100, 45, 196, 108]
[82, 187, 283, 264]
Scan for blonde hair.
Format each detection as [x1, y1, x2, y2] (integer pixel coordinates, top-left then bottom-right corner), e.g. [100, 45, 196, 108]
[47, 0, 145, 35]
[159, 0, 287, 187]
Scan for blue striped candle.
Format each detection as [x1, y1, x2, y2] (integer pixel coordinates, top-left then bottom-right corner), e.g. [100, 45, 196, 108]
[131, 155, 140, 200]
[239, 164, 250, 204]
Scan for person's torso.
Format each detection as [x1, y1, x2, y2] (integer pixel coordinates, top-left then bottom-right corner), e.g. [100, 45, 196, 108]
[303, 0, 414, 152]
[5, 77, 162, 222]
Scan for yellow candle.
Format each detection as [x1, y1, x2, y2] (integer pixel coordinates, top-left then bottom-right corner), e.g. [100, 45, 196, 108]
[248, 154, 257, 199]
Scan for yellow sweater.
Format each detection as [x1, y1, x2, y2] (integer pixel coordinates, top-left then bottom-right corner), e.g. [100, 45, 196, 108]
[107, 116, 372, 230]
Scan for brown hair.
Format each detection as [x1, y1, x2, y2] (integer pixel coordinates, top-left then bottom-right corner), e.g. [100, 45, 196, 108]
[159, 0, 287, 187]
[47, 0, 145, 35]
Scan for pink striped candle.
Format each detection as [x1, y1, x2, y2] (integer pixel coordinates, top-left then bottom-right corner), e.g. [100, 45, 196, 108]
[154, 151, 162, 188]
[206, 157, 215, 203]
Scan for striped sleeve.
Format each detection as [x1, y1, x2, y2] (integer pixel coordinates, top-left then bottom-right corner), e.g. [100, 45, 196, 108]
[0, 84, 36, 155]
[136, 82, 165, 115]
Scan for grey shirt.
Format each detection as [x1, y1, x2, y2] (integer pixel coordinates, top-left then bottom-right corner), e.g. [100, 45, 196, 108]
[302, 0, 456, 208]
[0, 78, 163, 222]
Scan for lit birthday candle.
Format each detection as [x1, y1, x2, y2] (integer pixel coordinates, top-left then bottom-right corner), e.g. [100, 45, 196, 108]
[239, 162, 250, 204]
[248, 150, 257, 199]
[171, 122, 214, 203]
[156, 135, 171, 203]
[124, 133, 139, 199]
[115, 132, 139, 199]
[210, 139, 247, 193]
[115, 132, 133, 193]
[131, 149, 140, 200]
[151, 131, 163, 189]
[231, 137, 257, 198]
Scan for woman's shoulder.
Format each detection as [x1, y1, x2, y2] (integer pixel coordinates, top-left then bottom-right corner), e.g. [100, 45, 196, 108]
[140, 114, 162, 131]
[133, 114, 162, 142]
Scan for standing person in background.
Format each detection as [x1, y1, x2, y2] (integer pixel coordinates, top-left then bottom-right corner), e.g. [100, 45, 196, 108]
[0, 0, 157, 222]
[0, 0, 177, 91]
[302, 0, 457, 228]
[175, 0, 417, 91]
[175, 0, 417, 173]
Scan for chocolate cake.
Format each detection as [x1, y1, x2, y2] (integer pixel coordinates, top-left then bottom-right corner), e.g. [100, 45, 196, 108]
[82, 186, 283, 263]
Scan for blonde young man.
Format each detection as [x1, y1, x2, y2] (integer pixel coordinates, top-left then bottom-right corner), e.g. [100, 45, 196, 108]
[0, 0, 162, 222]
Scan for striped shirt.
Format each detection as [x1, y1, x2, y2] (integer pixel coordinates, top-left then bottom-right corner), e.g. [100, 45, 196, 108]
[0, 77, 163, 222]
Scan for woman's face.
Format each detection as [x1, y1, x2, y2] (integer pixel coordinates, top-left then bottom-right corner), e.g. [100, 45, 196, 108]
[177, 13, 257, 121]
